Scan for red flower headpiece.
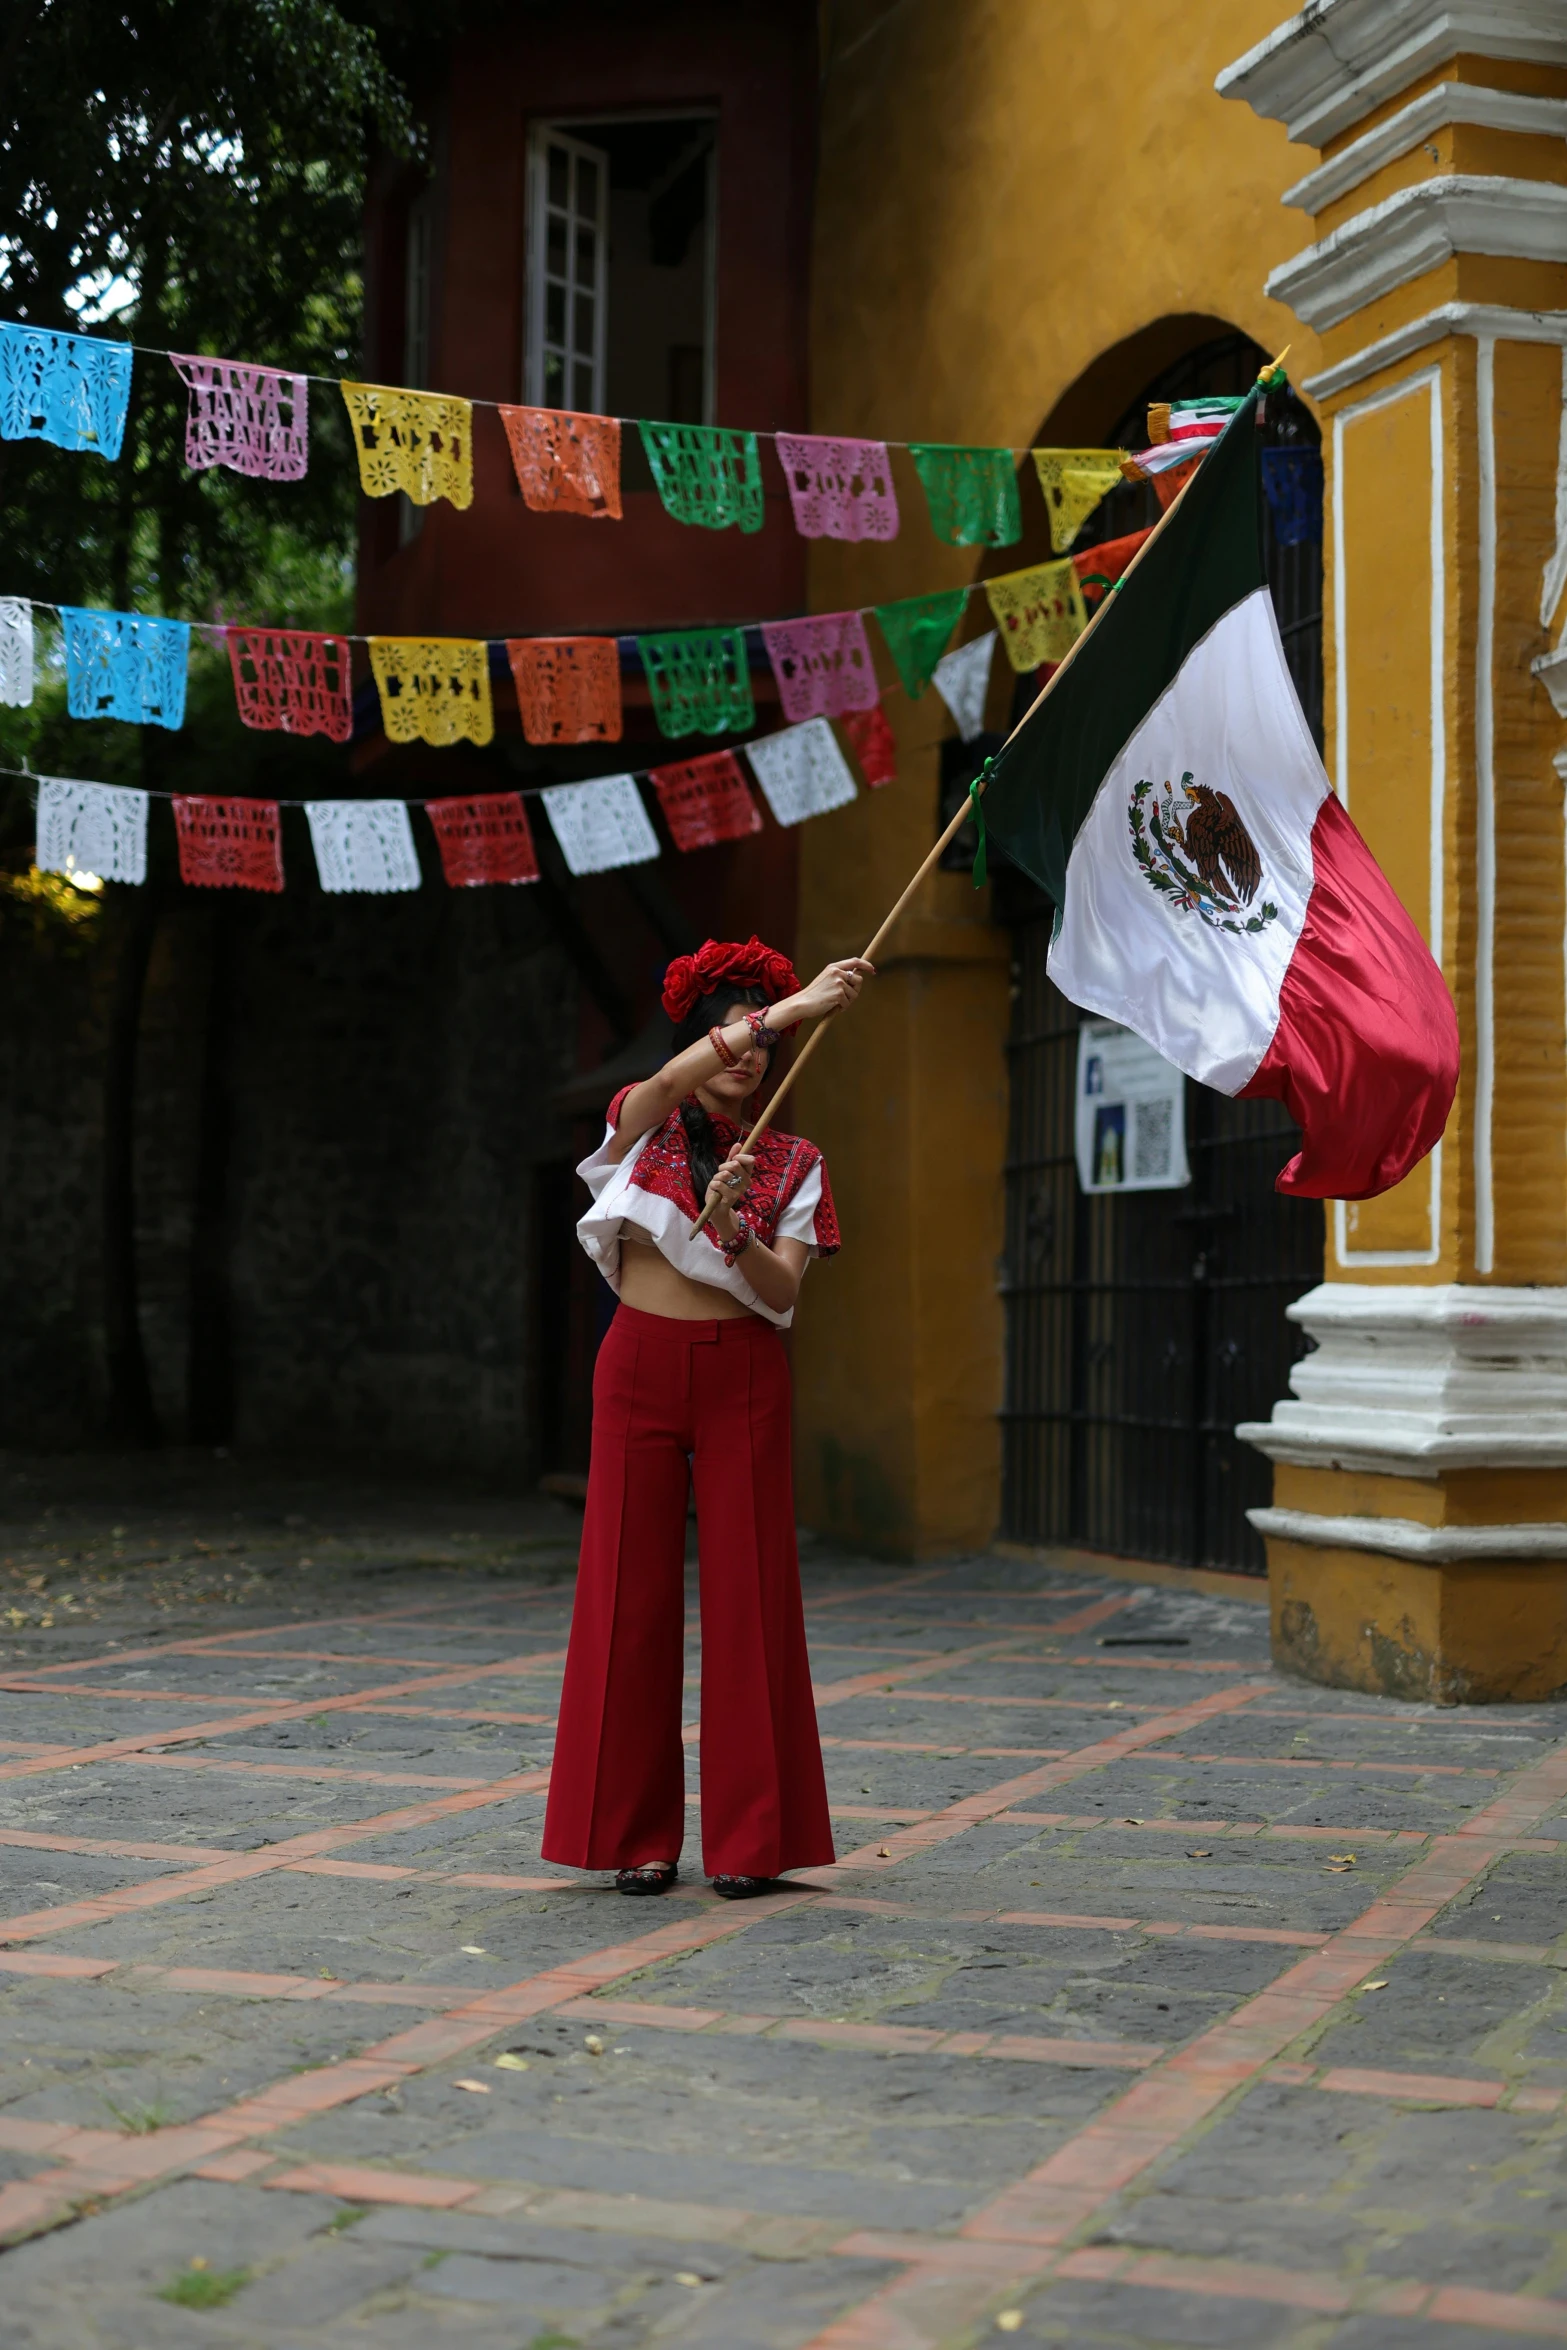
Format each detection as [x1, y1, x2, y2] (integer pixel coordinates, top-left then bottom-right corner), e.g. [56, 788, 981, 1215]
[661, 935, 800, 1028]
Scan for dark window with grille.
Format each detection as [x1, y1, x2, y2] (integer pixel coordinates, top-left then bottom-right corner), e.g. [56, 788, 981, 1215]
[997, 333, 1325, 1573]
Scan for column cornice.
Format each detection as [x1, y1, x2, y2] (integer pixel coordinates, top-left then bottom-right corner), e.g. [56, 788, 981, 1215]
[1301, 298, 1567, 401]
[1265, 176, 1567, 332]
[1217, 0, 1567, 151]
[1282, 83, 1567, 215]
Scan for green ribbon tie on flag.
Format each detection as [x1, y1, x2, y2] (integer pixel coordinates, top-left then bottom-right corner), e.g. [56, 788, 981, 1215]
[969, 760, 991, 888]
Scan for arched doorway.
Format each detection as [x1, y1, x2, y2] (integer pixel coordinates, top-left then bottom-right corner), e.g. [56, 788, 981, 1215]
[995, 328, 1325, 1572]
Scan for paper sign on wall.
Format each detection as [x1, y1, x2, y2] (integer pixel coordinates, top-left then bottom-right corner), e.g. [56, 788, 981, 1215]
[1074, 1020, 1190, 1193]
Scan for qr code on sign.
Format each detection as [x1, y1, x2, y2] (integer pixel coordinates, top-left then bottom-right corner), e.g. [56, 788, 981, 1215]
[1132, 1098, 1172, 1180]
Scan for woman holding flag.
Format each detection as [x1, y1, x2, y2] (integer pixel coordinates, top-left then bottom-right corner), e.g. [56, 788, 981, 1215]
[541, 937, 873, 1899]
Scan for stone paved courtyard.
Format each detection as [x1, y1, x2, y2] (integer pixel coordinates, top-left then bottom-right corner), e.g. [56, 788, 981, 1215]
[1, 1456, 1566, 2347]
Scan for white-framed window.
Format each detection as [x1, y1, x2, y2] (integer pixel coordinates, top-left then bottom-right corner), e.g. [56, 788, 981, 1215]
[525, 128, 609, 414]
[524, 114, 716, 423]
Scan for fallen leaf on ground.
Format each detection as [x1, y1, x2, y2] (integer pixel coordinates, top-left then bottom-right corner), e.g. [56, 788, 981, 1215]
[1186, 1849, 1212, 1859]
[493, 2054, 529, 2072]
[584, 2035, 604, 2054]
[1329, 1853, 1357, 1864]
[997, 2317, 1024, 2335]
[461, 1945, 487, 1956]
[674, 2272, 705, 2288]
[877, 1846, 891, 1858]
[453, 2078, 491, 2094]
[1358, 1979, 1389, 1992]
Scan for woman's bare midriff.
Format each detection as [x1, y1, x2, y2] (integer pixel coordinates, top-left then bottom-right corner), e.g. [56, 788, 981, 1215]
[617, 1230, 757, 1321]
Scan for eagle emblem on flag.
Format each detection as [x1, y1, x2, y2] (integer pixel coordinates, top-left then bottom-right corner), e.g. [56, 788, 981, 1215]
[1129, 772, 1278, 936]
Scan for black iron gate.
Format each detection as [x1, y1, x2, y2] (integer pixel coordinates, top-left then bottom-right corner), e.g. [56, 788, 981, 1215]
[998, 334, 1325, 1573]
[1001, 947, 1325, 1570]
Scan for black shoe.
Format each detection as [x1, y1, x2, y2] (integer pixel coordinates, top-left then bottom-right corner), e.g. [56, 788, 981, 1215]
[615, 1863, 677, 1895]
[710, 1874, 774, 1899]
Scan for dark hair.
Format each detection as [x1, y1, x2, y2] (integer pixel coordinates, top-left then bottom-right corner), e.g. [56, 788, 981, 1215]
[671, 983, 774, 1201]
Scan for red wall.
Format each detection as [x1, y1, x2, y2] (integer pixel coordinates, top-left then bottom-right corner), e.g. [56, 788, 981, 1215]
[354, 1, 817, 1006]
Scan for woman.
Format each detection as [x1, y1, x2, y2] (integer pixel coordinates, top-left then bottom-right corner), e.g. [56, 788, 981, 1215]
[541, 935, 872, 1899]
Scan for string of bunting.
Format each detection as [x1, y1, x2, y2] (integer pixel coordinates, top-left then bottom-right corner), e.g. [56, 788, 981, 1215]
[3, 696, 907, 897]
[1, 588, 1026, 895]
[0, 312, 1179, 552]
[0, 517, 1154, 749]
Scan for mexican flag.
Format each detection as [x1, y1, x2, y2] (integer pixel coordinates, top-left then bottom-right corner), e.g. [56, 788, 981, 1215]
[980, 383, 1458, 1199]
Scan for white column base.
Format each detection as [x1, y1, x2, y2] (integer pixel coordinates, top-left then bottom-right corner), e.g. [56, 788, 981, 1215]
[1236, 1282, 1567, 1476]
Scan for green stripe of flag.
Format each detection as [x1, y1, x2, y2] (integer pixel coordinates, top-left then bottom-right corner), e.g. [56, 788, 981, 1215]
[981, 386, 1268, 906]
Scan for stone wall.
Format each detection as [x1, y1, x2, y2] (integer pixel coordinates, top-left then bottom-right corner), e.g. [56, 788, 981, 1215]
[0, 816, 579, 1475]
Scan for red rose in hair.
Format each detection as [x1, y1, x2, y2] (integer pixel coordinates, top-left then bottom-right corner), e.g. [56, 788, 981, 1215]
[661, 935, 800, 1027]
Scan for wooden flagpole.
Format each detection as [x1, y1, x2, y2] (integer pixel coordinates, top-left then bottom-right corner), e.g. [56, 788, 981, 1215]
[689, 354, 1288, 1238]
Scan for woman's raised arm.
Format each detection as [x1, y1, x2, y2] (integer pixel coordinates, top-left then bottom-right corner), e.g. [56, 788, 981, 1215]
[605, 958, 874, 1161]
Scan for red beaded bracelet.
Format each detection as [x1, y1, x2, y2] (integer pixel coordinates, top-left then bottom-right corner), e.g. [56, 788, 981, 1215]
[708, 1023, 740, 1070]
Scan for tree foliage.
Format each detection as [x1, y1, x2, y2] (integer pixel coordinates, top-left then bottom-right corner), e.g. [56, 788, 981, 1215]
[0, 0, 419, 621]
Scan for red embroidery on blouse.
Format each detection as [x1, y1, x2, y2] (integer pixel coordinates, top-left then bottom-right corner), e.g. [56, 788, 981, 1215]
[606, 1087, 840, 1257]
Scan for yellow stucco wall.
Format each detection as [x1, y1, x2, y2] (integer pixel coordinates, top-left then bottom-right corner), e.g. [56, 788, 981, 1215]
[793, 0, 1328, 1551]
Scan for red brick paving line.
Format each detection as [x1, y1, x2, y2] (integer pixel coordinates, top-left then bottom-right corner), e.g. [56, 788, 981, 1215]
[0, 1889, 822, 2243]
[839, 1691, 1174, 1715]
[345, 1703, 556, 1724]
[0, 1829, 590, 1894]
[3, 1579, 576, 1682]
[814, 1602, 1109, 1632]
[821, 1737, 1073, 1758]
[550, 1997, 1159, 2068]
[805, 1599, 1137, 1712]
[1415, 1932, 1567, 1964]
[800, 1679, 1271, 1881]
[801, 1642, 946, 1659]
[90, 1753, 496, 1792]
[0, 1828, 237, 1864]
[824, 2240, 1567, 2340]
[0, 1641, 572, 1785]
[6, 1687, 557, 1726]
[798, 1739, 1567, 2346]
[3, 1649, 548, 1684]
[1000, 1809, 1435, 1844]
[1148, 1748, 1498, 1779]
[834, 1690, 1561, 1730]
[1062, 1652, 1270, 1674]
[0, 1682, 286, 1708]
[1251, 1705, 1558, 1728]
[804, 1567, 953, 1610]
[0, 1764, 557, 1946]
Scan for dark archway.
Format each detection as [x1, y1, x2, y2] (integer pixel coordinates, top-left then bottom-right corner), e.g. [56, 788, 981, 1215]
[991, 324, 1326, 1573]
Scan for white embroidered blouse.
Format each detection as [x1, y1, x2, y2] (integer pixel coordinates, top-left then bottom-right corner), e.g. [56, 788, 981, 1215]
[575, 1088, 840, 1330]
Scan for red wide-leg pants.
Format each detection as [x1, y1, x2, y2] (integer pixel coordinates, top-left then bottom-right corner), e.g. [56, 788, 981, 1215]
[541, 1304, 835, 1879]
